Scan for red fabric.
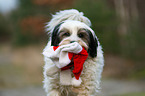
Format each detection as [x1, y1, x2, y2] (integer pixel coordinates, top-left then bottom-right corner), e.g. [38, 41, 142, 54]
[53, 46, 88, 80]
[72, 48, 88, 80]
[53, 46, 59, 51]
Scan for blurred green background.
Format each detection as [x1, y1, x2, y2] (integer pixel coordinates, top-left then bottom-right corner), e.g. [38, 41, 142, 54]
[0, 0, 145, 96]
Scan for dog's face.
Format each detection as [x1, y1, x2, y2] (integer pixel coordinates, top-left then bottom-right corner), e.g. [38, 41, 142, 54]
[51, 20, 98, 58]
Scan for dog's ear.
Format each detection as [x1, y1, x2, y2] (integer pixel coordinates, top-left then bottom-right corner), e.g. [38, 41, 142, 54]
[51, 22, 63, 46]
[87, 30, 98, 58]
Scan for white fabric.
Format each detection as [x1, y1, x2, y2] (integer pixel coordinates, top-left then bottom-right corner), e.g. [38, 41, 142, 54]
[46, 64, 59, 77]
[42, 42, 82, 68]
[42, 47, 56, 57]
[43, 42, 83, 86]
[71, 77, 82, 87]
[60, 42, 82, 54]
[60, 69, 72, 85]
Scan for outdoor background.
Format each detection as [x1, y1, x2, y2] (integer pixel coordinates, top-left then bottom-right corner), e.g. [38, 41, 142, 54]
[0, 0, 145, 96]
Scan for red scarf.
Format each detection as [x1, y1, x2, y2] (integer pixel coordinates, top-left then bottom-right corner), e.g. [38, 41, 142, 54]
[53, 46, 88, 80]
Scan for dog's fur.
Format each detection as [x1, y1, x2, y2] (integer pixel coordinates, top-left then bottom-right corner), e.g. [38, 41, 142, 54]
[43, 9, 104, 96]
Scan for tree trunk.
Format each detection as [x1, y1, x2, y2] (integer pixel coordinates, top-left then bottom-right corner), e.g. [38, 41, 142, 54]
[114, 0, 138, 56]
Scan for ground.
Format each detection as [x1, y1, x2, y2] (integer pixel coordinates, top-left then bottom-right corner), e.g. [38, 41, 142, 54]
[1, 79, 145, 96]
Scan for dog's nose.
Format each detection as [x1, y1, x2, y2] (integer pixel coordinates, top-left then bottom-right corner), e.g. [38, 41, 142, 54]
[70, 41, 76, 43]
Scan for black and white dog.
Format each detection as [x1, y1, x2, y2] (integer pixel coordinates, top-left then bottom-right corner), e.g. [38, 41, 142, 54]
[43, 9, 104, 96]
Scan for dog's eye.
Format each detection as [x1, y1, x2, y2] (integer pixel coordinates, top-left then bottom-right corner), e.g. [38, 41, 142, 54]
[78, 33, 84, 38]
[63, 32, 70, 36]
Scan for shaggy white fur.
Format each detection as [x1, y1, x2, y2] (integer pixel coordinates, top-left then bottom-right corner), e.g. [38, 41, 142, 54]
[46, 9, 91, 33]
[43, 9, 104, 96]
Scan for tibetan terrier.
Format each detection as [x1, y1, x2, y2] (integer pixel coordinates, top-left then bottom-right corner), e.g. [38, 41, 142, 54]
[43, 9, 104, 96]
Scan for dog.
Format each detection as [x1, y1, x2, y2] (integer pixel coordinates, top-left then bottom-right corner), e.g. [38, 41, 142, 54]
[43, 9, 104, 96]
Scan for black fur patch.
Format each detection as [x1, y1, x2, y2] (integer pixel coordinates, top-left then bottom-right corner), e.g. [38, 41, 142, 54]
[51, 22, 63, 46]
[86, 29, 98, 58]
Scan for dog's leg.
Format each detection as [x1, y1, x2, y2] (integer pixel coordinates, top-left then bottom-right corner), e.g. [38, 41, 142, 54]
[72, 74, 95, 96]
[43, 58, 61, 96]
[45, 74, 61, 96]
[76, 59, 101, 96]
[44, 75, 61, 96]
[76, 80, 95, 96]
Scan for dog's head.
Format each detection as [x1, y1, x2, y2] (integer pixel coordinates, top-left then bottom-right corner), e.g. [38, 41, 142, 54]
[51, 20, 98, 58]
